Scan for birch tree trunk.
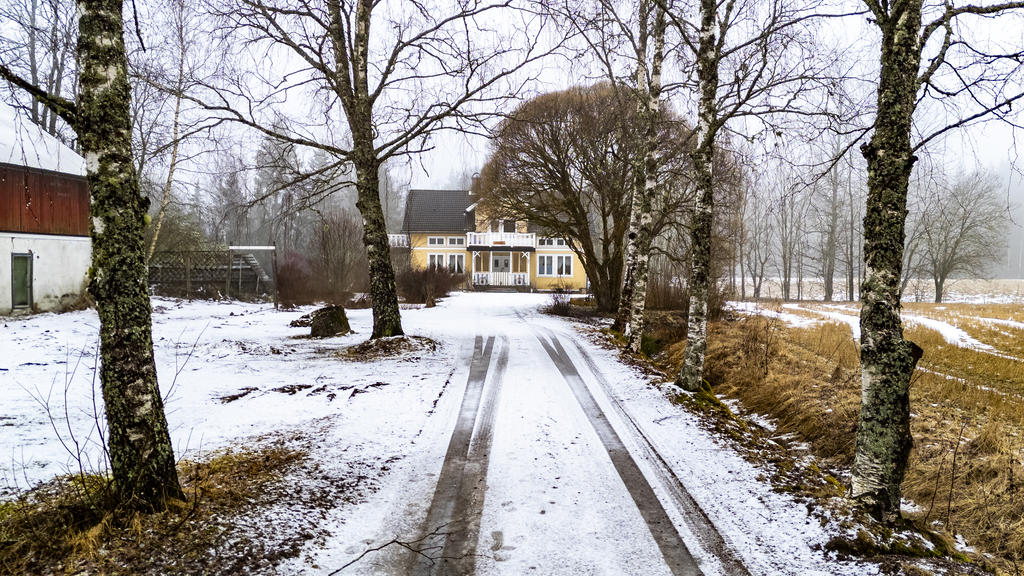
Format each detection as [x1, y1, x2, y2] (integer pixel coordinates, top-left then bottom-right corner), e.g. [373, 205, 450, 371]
[146, 54, 184, 261]
[78, 0, 183, 509]
[850, 0, 925, 521]
[624, 7, 666, 354]
[676, 0, 718, 392]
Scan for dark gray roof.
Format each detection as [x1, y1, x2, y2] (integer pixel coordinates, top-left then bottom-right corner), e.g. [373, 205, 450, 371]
[402, 189, 476, 233]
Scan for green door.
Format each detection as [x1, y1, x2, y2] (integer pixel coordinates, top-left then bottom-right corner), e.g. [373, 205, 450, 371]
[12, 253, 32, 309]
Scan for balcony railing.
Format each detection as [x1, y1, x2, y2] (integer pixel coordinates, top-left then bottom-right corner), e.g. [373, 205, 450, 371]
[473, 272, 530, 287]
[388, 234, 410, 248]
[466, 232, 536, 248]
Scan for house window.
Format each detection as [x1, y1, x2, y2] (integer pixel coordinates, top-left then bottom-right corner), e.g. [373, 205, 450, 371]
[447, 254, 465, 273]
[448, 236, 465, 246]
[539, 255, 572, 276]
[427, 236, 445, 246]
[556, 255, 572, 276]
[428, 253, 445, 269]
[538, 255, 553, 276]
[539, 237, 567, 247]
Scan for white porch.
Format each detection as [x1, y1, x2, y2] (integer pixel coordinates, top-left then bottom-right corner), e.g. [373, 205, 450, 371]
[471, 250, 532, 288]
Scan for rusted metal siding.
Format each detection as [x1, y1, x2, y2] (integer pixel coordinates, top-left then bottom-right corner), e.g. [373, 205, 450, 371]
[0, 161, 89, 236]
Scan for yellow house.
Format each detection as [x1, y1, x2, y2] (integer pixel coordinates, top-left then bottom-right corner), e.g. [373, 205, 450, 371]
[391, 189, 587, 291]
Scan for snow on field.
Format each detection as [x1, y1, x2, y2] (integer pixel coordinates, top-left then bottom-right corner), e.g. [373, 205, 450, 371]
[782, 303, 862, 339]
[901, 314, 995, 352]
[726, 301, 818, 328]
[1, 293, 875, 575]
[733, 301, 1022, 360]
[0, 298, 456, 495]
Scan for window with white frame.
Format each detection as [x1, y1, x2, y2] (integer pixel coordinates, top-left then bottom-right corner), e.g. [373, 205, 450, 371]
[447, 254, 465, 273]
[556, 255, 572, 276]
[427, 253, 445, 269]
[427, 236, 445, 246]
[538, 237, 567, 247]
[538, 255, 571, 276]
[448, 236, 465, 246]
[538, 255, 553, 275]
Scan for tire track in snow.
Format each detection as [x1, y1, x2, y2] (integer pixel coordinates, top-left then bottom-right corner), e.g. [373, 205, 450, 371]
[564, 337, 751, 576]
[440, 336, 508, 574]
[409, 334, 507, 576]
[536, 333, 703, 576]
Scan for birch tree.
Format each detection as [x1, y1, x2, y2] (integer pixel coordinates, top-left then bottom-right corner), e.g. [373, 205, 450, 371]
[192, 0, 555, 338]
[851, 0, 1024, 521]
[620, 3, 668, 352]
[545, 0, 676, 350]
[664, 0, 843, 390]
[1, 0, 184, 510]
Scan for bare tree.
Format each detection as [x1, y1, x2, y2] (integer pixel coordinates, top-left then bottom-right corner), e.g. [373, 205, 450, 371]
[851, 0, 1024, 521]
[920, 170, 1009, 302]
[1, 0, 184, 510]
[775, 172, 810, 301]
[664, 0, 845, 391]
[841, 159, 865, 301]
[190, 0, 557, 338]
[315, 206, 370, 300]
[479, 83, 693, 312]
[0, 0, 77, 142]
[742, 182, 773, 299]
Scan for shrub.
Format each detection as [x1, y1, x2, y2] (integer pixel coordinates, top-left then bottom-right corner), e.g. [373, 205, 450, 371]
[396, 266, 464, 306]
[276, 251, 316, 307]
[545, 288, 573, 316]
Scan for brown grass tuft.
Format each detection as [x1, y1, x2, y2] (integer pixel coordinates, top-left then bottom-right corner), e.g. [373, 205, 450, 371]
[0, 445, 303, 575]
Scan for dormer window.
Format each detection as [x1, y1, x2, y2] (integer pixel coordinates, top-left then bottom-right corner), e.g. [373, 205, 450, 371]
[489, 220, 515, 233]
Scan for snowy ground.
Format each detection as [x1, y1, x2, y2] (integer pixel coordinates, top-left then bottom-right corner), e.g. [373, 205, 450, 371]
[741, 277, 1024, 304]
[1, 293, 877, 575]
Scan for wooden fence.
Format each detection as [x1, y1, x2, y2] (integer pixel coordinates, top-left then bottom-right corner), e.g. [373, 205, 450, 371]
[148, 249, 275, 301]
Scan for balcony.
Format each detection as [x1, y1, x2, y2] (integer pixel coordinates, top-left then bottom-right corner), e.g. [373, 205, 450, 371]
[388, 234, 410, 248]
[466, 232, 536, 249]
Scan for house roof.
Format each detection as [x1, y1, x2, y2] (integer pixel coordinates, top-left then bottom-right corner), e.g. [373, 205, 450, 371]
[0, 101, 85, 176]
[402, 189, 476, 233]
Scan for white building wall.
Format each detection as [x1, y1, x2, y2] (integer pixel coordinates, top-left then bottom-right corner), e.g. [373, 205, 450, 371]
[0, 232, 91, 315]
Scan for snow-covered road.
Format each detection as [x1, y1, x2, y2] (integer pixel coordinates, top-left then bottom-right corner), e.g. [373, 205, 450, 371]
[1, 293, 873, 575]
[303, 294, 872, 576]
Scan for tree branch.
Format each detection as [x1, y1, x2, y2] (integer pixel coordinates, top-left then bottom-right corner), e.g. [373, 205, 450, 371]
[0, 62, 77, 126]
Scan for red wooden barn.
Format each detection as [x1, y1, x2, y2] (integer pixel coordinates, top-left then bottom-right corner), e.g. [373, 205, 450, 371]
[1, 102, 90, 314]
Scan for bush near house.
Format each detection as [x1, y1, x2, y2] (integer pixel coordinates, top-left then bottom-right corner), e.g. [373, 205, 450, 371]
[395, 267, 464, 306]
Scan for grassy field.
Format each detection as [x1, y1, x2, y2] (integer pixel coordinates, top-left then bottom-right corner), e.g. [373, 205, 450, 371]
[667, 301, 1024, 573]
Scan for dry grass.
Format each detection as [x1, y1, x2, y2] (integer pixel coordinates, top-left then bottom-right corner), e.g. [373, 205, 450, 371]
[677, 302, 1024, 574]
[0, 445, 306, 575]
